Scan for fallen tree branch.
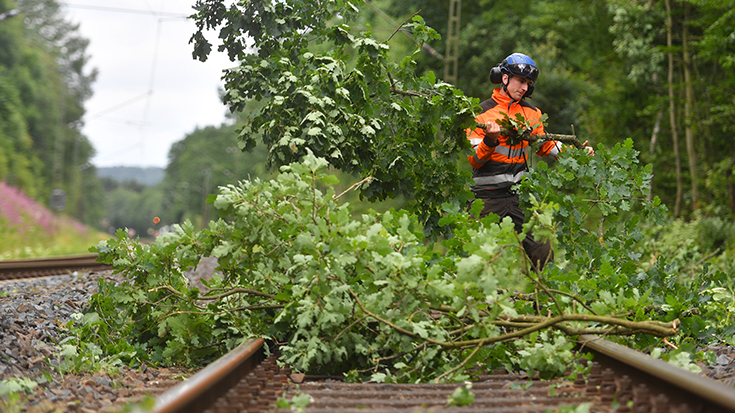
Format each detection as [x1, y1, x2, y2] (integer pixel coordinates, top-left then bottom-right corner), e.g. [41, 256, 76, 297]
[476, 122, 585, 149]
[158, 304, 284, 321]
[348, 287, 678, 351]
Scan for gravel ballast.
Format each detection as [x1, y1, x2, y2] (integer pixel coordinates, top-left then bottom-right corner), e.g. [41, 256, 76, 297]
[0, 266, 208, 412]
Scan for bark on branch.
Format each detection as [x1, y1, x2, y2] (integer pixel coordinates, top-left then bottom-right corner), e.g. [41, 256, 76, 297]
[476, 122, 585, 149]
[348, 287, 678, 351]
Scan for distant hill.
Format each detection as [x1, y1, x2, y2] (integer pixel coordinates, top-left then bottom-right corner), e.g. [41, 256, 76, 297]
[97, 166, 165, 186]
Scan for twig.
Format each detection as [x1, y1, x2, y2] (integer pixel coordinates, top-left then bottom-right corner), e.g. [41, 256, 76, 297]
[515, 230, 563, 314]
[434, 341, 483, 382]
[335, 316, 368, 340]
[547, 289, 598, 315]
[350, 286, 678, 351]
[663, 338, 679, 350]
[371, 343, 427, 365]
[694, 248, 721, 267]
[334, 176, 373, 200]
[158, 304, 284, 321]
[198, 287, 276, 300]
[391, 86, 428, 98]
[598, 215, 606, 246]
[387, 10, 421, 42]
[147, 285, 181, 293]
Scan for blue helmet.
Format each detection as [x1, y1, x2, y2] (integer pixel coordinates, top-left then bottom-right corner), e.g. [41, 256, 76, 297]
[500, 53, 539, 82]
[489, 52, 538, 98]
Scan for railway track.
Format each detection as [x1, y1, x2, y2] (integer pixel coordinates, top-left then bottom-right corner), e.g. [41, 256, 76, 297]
[0, 253, 111, 280]
[141, 335, 735, 413]
[6, 254, 735, 412]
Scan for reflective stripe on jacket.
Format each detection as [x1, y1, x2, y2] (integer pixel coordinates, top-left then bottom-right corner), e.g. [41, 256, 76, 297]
[466, 88, 560, 196]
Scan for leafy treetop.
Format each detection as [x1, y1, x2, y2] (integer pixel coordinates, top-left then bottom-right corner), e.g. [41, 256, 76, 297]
[190, 0, 478, 234]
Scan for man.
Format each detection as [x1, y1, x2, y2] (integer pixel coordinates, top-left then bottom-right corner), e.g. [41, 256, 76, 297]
[466, 52, 593, 271]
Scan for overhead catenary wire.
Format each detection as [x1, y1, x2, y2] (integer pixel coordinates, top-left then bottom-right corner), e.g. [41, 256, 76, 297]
[58, 1, 190, 166]
[136, 15, 165, 163]
[58, 2, 189, 18]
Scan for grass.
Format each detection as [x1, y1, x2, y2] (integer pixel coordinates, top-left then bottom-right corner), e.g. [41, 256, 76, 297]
[0, 181, 109, 259]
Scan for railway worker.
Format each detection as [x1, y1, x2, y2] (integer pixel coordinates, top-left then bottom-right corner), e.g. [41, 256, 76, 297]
[466, 52, 594, 272]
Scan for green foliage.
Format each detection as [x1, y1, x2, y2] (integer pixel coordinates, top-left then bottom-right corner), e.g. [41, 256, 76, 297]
[447, 383, 475, 407]
[607, 0, 666, 83]
[0, 0, 103, 227]
[0, 377, 37, 396]
[0, 392, 25, 413]
[84, 145, 732, 382]
[496, 112, 549, 146]
[51, 311, 128, 375]
[59, 0, 735, 383]
[547, 403, 593, 413]
[506, 331, 575, 380]
[519, 138, 666, 274]
[162, 123, 276, 228]
[190, 0, 477, 235]
[101, 183, 165, 239]
[0, 67, 41, 197]
[649, 346, 702, 374]
[276, 392, 312, 412]
[116, 394, 157, 413]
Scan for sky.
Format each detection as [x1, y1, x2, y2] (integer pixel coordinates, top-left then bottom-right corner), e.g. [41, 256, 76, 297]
[60, 1, 235, 168]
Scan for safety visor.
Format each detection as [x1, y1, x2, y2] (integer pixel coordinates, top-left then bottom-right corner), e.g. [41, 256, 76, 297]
[509, 63, 538, 82]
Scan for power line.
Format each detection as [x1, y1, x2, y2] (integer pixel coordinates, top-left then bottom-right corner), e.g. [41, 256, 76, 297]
[58, 2, 189, 18]
[85, 91, 152, 120]
[60, 3, 184, 166]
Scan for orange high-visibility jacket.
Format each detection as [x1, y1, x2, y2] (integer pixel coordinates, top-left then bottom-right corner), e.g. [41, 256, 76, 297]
[466, 88, 561, 198]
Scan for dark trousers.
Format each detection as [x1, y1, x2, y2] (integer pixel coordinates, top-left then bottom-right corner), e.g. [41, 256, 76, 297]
[474, 195, 553, 272]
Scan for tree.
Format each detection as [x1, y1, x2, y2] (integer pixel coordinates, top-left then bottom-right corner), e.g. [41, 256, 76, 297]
[607, 0, 735, 217]
[162, 122, 274, 228]
[663, 0, 684, 216]
[0, 0, 43, 197]
[681, 3, 698, 209]
[0, 0, 103, 226]
[17, 0, 98, 217]
[190, 0, 478, 235]
[689, 0, 735, 215]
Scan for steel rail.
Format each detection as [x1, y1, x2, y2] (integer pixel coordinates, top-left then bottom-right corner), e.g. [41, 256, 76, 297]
[0, 253, 111, 279]
[146, 338, 266, 413]
[0, 253, 101, 269]
[579, 334, 735, 412]
[129, 334, 735, 412]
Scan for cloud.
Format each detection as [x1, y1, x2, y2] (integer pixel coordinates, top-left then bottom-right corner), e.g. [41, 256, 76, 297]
[62, 1, 234, 168]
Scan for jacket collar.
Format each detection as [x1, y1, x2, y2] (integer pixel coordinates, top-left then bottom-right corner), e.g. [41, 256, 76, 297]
[492, 88, 518, 109]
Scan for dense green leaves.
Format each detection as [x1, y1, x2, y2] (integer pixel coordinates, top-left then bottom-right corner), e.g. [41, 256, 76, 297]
[85, 145, 735, 381]
[520, 139, 665, 271]
[0, 0, 101, 225]
[190, 0, 477, 235]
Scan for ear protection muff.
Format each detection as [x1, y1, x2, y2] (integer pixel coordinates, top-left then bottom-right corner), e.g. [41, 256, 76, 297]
[489, 65, 503, 84]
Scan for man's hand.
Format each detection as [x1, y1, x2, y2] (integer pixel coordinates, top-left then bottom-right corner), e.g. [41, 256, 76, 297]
[582, 140, 595, 156]
[484, 122, 501, 144]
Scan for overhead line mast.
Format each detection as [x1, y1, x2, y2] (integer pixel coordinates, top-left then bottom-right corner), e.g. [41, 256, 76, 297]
[444, 0, 461, 85]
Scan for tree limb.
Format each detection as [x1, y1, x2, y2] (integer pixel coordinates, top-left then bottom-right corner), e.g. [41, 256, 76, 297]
[476, 122, 585, 149]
